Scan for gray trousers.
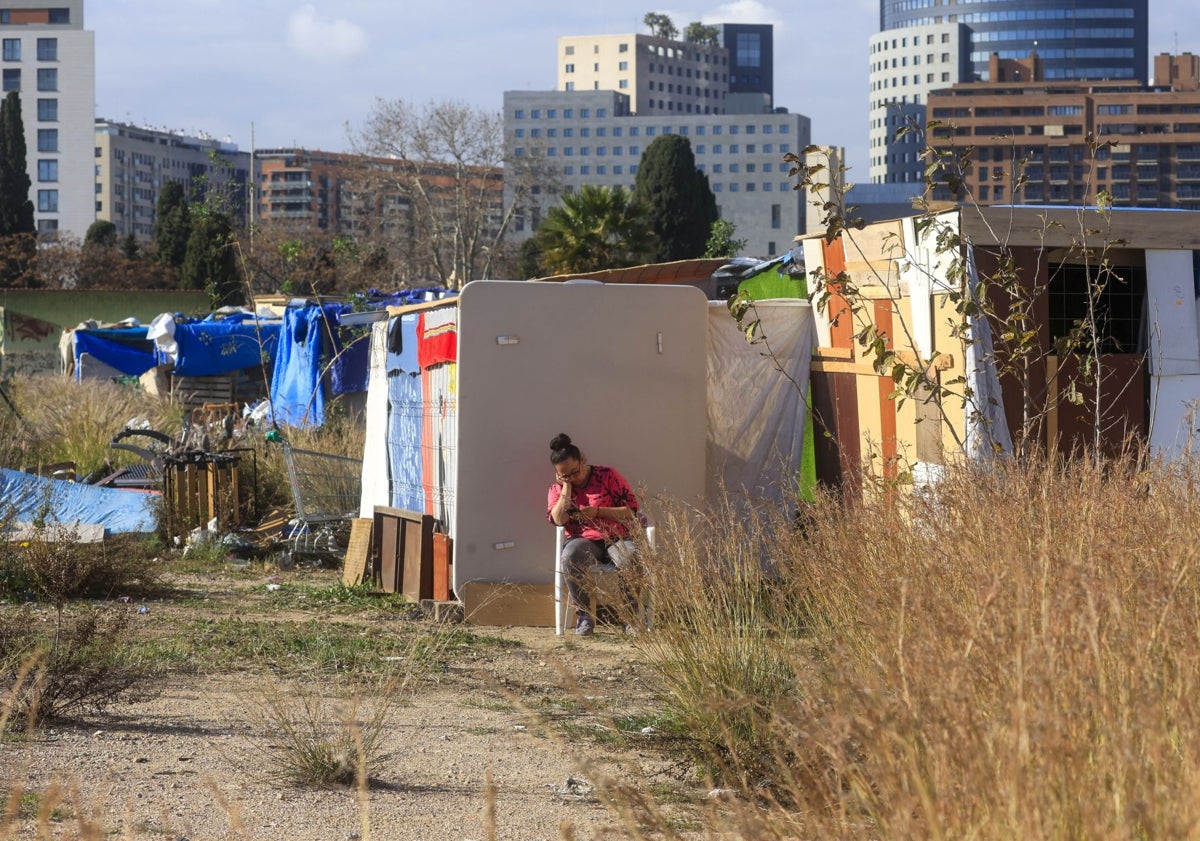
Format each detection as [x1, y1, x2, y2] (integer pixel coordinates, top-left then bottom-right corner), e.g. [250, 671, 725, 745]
[561, 537, 638, 619]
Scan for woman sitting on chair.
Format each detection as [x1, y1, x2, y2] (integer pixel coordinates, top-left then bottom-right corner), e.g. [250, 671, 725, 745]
[546, 433, 639, 636]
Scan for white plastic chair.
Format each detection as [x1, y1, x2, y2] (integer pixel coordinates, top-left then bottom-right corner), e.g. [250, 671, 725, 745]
[554, 520, 655, 635]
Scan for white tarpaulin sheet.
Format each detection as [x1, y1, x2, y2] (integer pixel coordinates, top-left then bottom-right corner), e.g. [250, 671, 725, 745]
[706, 300, 815, 506]
[358, 320, 390, 519]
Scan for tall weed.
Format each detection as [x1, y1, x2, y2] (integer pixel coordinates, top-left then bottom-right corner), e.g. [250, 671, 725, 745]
[627, 456, 1200, 838]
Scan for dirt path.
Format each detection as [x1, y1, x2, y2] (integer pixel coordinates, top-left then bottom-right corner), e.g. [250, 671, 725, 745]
[2, 620, 696, 840]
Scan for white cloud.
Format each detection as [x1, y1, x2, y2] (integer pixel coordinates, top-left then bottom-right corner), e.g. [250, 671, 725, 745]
[702, 1, 786, 31]
[286, 4, 367, 62]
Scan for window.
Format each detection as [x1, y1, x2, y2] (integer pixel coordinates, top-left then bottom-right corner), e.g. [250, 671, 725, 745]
[37, 159, 56, 181]
[565, 63, 575, 73]
[514, 128, 525, 138]
[771, 204, 781, 229]
[619, 79, 628, 88]
[618, 61, 628, 71]
[37, 38, 56, 61]
[37, 219, 58, 237]
[37, 98, 55, 120]
[48, 8, 70, 24]
[37, 189, 58, 212]
[696, 144, 705, 154]
[2, 69, 18, 91]
[580, 108, 590, 118]
[37, 128, 57, 151]
[619, 43, 628, 53]
[2, 39, 19, 61]
[1048, 263, 1145, 353]
[565, 45, 575, 55]
[514, 109, 524, 119]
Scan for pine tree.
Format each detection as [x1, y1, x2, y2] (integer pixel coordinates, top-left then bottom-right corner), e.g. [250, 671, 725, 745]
[0, 91, 35, 237]
[633, 134, 718, 262]
[152, 181, 191, 268]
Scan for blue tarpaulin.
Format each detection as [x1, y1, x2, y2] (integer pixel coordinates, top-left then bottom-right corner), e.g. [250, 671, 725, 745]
[168, 320, 282, 377]
[73, 328, 155, 380]
[0, 469, 158, 536]
[269, 306, 327, 427]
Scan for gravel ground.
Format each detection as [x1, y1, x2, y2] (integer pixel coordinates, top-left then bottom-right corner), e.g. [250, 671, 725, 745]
[1, 624, 693, 840]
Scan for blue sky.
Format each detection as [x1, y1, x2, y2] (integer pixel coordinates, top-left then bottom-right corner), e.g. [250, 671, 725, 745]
[91, 1, 1191, 178]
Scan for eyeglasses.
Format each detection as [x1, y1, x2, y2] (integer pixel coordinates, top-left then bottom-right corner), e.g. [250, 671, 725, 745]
[556, 464, 583, 481]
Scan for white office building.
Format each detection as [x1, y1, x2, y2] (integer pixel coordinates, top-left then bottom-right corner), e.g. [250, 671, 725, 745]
[1, 0, 94, 239]
[94, 120, 251, 243]
[506, 90, 808, 259]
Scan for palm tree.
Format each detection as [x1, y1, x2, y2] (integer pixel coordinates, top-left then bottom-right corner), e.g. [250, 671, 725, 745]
[534, 185, 653, 275]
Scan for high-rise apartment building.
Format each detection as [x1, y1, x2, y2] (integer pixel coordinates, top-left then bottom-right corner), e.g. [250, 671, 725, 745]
[1, 0, 94, 239]
[557, 23, 776, 117]
[513, 22, 805, 259]
[928, 53, 1200, 210]
[871, 0, 1148, 184]
[94, 121, 250, 242]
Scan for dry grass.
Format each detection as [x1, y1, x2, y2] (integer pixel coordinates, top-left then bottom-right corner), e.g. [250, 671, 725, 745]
[616, 455, 1200, 839]
[2, 375, 183, 480]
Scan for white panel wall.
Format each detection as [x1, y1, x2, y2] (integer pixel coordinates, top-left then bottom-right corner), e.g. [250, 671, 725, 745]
[454, 281, 708, 587]
[1145, 249, 1200, 375]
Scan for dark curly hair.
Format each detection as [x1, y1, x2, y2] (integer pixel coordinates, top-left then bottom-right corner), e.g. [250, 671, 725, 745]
[549, 433, 582, 465]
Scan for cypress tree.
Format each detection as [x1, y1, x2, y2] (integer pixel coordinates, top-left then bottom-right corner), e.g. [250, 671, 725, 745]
[181, 209, 242, 306]
[632, 134, 718, 262]
[152, 181, 191, 268]
[0, 91, 35, 237]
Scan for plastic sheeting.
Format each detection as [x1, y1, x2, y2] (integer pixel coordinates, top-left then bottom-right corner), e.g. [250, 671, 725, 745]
[170, 320, 282, 377]
[706, 300, 816, 506]
[0, 469, 157, 536]
[72, 328, 155, 380]
[358, 321, 391, 518]
[269, 306, 326, 427]
[385, 314, 425, 512]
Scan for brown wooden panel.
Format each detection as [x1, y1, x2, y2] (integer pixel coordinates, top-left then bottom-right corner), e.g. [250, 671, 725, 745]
[1047, 354, 1147, 457]
[432, 533, 453, 601]
[374, 511, 401, 593]
[810, 370, 862, 502]
[874, 299, 898, 480]
[402, 515, 435, 602]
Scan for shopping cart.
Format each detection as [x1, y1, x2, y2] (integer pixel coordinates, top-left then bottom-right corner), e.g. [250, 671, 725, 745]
[277, 439, 362, 564]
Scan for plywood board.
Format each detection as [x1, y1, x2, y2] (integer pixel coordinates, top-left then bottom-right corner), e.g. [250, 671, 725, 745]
[342, 518, 373, 586]
[459, 581, 555, 627]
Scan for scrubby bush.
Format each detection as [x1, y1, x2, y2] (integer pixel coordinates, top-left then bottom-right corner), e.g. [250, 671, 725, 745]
[0, 604, 159, 726]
